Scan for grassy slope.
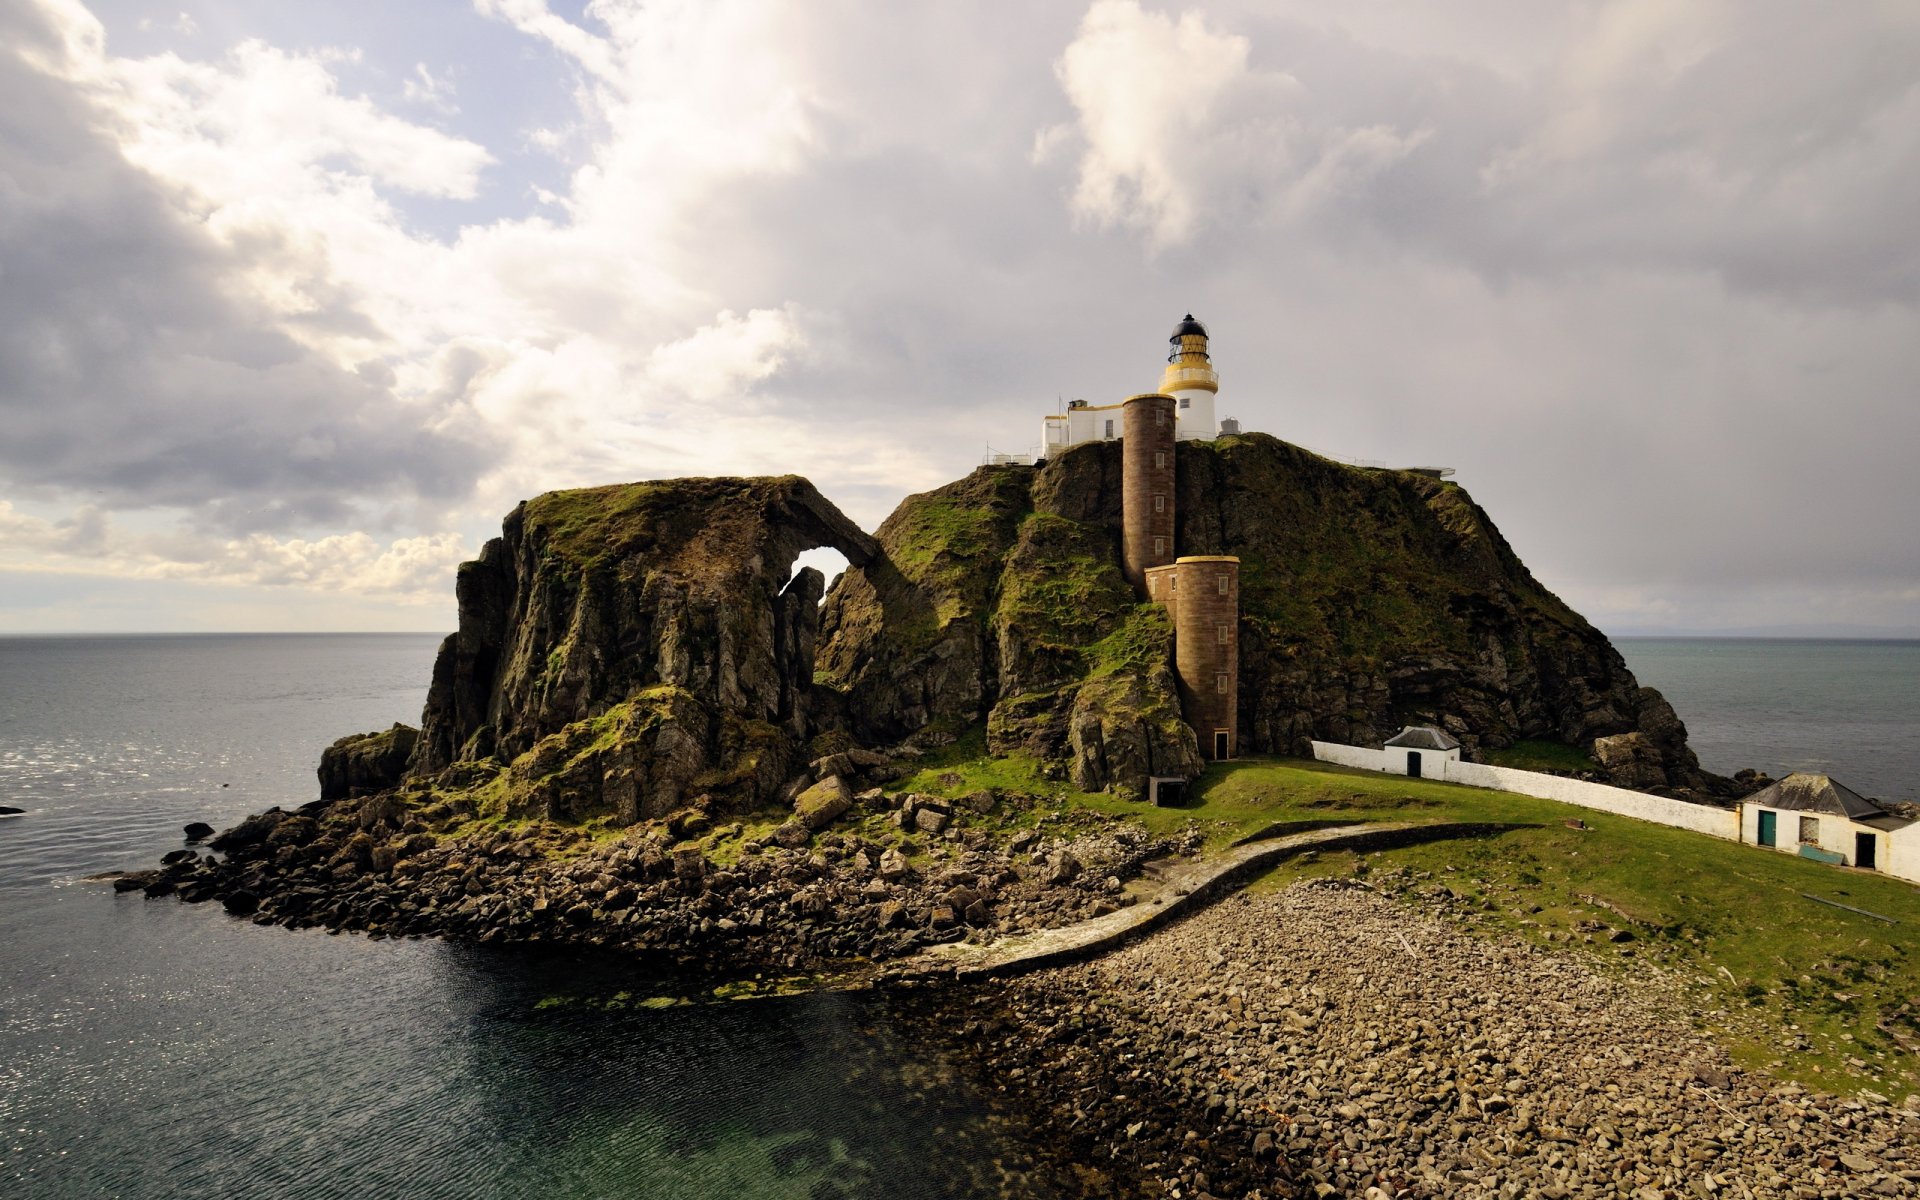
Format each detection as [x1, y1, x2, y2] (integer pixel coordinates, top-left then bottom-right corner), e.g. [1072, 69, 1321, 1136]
[900, 744, 1920, 1099]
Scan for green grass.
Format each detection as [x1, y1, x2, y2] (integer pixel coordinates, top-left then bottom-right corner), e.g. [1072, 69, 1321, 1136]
[1484, 738, 1597, 774]
[896, 740, 1920, 1098]
[1210, 758, 1920, 1099]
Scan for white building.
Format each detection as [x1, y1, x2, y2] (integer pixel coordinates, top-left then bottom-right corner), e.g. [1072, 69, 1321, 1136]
[1041, 315, 1221, 457]
[1382, 725, 1462, 779]
[1740, 773, 1918, 878]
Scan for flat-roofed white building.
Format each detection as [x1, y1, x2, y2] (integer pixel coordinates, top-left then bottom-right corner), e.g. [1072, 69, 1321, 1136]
[1041, 315, 1221, 456]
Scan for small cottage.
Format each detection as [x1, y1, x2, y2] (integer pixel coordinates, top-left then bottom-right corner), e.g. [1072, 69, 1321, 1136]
[1740, 773, 1917, 877]
[1382, 726, 1462, 779]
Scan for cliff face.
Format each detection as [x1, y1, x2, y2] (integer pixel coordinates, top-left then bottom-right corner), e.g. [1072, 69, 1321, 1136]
[815, 453, 1203, 795]
[819, 435, 1711, 795]
[409, 475, 876, 820]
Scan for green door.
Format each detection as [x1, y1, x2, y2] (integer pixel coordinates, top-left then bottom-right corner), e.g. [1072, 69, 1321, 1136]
[1758, 810, 1776, 847]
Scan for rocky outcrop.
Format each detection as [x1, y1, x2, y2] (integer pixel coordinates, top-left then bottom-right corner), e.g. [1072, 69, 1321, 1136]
[820, 435, 1717, 795]
[819, 455, 1202, 796]
[407, 476, 877, 821]
[318, 723, 418, 800]
[125, 784, 1182, 974]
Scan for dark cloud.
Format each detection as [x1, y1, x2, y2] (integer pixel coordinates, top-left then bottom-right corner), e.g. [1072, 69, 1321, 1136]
[0, 2, 492, 534]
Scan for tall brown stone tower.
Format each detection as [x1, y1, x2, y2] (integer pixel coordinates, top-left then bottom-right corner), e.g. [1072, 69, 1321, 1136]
[1145, 557, 1240, 761]
[1121, 392, 1176, 594]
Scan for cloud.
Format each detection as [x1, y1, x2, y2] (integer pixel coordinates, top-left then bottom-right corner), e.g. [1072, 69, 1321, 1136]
[0, 0, 1916, 636]
[1050, 0, 1425, 247]
[0, 501, 467, 602]
[402, 63, 460, 115]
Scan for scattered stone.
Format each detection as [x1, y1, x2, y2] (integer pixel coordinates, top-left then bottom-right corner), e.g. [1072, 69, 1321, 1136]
[793, 775, 853, 831]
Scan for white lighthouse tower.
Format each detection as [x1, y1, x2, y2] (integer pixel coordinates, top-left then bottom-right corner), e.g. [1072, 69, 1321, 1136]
[1160, 313, 1218, 442]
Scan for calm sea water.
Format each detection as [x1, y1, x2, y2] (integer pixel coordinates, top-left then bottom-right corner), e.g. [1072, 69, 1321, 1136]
[3, 635, 1915, 1197]
[0, 635, 1040, 1200]
[1618, 638, 1920, 803]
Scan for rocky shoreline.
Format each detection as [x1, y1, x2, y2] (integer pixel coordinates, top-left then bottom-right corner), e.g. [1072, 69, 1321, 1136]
[112, 785, 1193, 977]
[114, 795, 1920, 1199]
[925, 879, 1920, 1200]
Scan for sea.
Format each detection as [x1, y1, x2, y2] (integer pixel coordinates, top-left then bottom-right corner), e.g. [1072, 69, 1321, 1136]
[0, 634, 1915, 1198]
[0, 635, 1044, 1200]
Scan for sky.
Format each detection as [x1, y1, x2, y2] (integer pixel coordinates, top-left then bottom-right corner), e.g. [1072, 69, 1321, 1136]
[1, 0, 1916, 637]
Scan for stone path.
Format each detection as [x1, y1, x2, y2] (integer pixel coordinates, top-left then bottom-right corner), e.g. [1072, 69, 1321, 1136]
[892, 818, 1502, 981]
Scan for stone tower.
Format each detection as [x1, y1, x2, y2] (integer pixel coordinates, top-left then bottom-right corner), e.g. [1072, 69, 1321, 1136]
[1120, 391, 1176, 592]
[1144, 556, 1240, 762]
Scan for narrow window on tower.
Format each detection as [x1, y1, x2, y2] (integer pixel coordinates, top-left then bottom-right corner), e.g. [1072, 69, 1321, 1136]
[1217, 624, 1229, 644]
[1217, 575, 1229, 595]
[1153, 494, 1165, 513]
[1180, 397, 1191, 409]
[1156, 409, 1166, 427]
[1154, 537, 1166, 554]
[1155, 451, 1165, 469]
[1216, 673, 1229, 694]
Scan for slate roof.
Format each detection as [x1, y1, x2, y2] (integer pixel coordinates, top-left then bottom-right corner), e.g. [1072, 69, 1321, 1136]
[1384, 726, 1461, 751]
[1745, 773, 1894, 823]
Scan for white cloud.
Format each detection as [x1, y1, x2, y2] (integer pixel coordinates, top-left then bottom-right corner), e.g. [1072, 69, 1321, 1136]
[1052, 0, 1424, 247]
[1, 0, 1917, 635]
[0, 502, 468, 602]
[402, 63, 459, 115]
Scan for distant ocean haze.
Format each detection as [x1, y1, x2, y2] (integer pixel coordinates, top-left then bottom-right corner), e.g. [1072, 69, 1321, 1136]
[1617, 637, 1920, 803]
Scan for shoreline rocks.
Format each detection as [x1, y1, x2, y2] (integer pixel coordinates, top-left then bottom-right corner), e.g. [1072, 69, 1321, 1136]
[928, 880, 1920, 1200]
[126, 786, 1185, 978]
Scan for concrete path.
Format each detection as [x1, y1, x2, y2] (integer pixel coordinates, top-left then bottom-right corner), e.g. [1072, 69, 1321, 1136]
[892, 819, 1506, 982]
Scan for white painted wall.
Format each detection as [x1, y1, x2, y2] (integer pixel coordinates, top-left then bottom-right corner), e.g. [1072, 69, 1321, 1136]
[1313, 738, 1920, 883]
[1739, 803, 1920, 883]
[1041, 402, 1124, 455]
[1310, 742, 1398, 772]
[1311, 740, 1458, 778]
[1171, 388, 1216, 442]
[1442, 760, 1740, 840]
[1311, 740, 1738, 838]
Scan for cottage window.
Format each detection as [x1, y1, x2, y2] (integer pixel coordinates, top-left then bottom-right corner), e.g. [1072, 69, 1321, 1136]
[1799, 815, 1820, 844]
[1104, 419, 1114, 439]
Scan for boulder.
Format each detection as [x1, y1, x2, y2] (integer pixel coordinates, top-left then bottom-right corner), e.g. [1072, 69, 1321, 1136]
[773, 821, 811, 849]
[1592, 732, 1668, 791]
[210, 809, 287, 852]
[318, 724, 418, 801]
[793, 775, 853, 831]
[183, 821, 214, 841]
[667, 807, 712, 841]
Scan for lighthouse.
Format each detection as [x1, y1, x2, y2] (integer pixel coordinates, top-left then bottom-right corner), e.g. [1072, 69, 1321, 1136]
[1160, 314, 1218, 443]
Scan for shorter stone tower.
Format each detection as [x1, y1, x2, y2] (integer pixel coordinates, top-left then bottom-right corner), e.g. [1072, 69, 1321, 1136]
[1120, 392, 1177, 592]
[1145, 556, 1240, 761]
